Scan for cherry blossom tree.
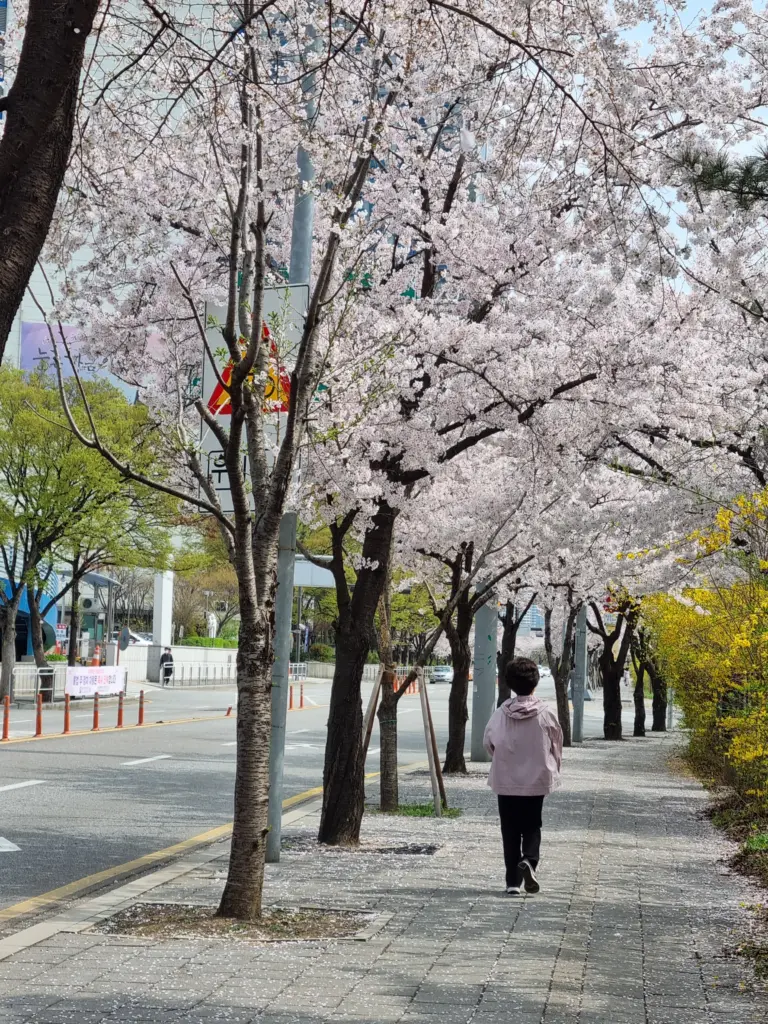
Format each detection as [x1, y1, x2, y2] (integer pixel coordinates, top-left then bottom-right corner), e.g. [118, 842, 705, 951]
[0, 0, 102, 356]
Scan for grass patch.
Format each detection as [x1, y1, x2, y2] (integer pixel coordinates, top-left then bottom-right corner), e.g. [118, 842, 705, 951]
[368, 802, 461, 818]
[98, 903, 365, 942]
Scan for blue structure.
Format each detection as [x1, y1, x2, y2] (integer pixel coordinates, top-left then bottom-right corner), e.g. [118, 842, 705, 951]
[2, 580, 59, 658]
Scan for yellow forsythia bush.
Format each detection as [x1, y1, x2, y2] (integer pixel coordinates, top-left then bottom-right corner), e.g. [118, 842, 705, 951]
[646, 580, 768, 800]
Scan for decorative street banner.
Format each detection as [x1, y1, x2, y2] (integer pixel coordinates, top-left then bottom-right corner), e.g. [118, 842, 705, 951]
[65, 666, 127, 697]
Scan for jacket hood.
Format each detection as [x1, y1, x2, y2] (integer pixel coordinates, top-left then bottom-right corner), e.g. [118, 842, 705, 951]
[502, 695, 546, 720]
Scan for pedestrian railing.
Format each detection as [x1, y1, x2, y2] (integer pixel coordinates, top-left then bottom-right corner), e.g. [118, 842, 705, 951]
[11, 664, 68, 702]
[289, 663, 308, 680]
[162, 662, 238, 687]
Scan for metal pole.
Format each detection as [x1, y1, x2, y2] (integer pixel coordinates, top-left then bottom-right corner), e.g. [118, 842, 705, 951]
[265, 37, 314, 863]
[666, 688, 674, 731]
[470, 587, 497, 762]
[266, 512, 297, 863]
[572, 605, 587, 744]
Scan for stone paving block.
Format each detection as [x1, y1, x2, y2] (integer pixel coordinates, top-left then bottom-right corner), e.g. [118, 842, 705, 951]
[1, 736, 768, 1024]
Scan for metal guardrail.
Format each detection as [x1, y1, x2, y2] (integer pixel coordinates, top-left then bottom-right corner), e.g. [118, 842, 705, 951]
[11, 664, 68, 702]
[161, 662, 309, 687]
[161, 663, 238, 687]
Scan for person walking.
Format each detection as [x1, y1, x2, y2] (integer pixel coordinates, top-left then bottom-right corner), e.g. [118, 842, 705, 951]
[484, 657, 563, 896]
[159, 647, 174, 686]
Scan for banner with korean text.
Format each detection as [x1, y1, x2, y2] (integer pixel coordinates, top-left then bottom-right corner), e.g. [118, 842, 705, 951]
[65, 666, 127, 697]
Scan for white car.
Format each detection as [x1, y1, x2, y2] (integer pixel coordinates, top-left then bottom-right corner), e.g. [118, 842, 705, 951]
[430, 666, 453, 684]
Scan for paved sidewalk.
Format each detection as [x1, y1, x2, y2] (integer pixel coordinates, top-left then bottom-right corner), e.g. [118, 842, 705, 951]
[1, 735, 766, 1024]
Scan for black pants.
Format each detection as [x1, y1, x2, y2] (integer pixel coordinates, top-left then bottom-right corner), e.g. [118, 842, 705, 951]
[498, 795, 544, 888]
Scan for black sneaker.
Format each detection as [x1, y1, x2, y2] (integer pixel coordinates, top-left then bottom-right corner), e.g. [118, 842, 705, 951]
[505, 885, 523, 896]
[519, 859, 540, 894]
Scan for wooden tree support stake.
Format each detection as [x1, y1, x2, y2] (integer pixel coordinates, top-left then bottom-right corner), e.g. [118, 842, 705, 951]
[417, 668, 442, 817]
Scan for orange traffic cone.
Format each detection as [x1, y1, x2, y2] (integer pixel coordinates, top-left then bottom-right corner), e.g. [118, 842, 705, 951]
[90, 644, 101, 667]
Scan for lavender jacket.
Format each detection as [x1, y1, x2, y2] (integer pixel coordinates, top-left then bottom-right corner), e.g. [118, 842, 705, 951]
[483, 695, 563, 796]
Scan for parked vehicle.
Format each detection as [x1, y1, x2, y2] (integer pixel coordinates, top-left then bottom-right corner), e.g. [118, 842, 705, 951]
[109, 630, 152, 646]
[430, 665, 453, 684]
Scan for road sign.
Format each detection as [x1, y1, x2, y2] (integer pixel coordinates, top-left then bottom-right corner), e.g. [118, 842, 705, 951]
[206, 328, 291, 416]
[119, 626, 131, 651]
[200, 285, 308, 514]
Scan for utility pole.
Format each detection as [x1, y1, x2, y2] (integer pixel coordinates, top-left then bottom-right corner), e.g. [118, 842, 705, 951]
[470, 587, 497, 761]
[266, 512, 298, 862]
[265, 61, 315, 863]
[572, 605, 587, 743]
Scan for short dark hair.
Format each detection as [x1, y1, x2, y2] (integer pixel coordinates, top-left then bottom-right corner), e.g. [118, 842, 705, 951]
[505, 657, 539, 697]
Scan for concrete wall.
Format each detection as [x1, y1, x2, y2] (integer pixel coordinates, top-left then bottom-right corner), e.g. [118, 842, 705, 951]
[105, 643, 149, 683]
[147, 644, 237, 682]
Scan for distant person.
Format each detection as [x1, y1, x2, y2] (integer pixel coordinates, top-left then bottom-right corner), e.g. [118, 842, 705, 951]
[484, 657, 563, 896]
[159, 647, 174, 686]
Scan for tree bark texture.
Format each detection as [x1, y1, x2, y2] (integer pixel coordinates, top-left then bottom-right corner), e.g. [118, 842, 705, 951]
[601, 657, 624, 741]
[377, 670, 399, 811]
[496, 593, 535, 706]
[217, 603, 273, 919]
[68, 574, 80, 667]
[0, 599, 21, 699]
[543, 604, 575, 748]
[649, 664, 667, 731]
[497, 600, 517, 706]
[443, 598, 472, 774]
[319, 501, 397, 845]
[29, 591, 54, 702]
[0, 0, 102, 356]
[633, 663, 646, 737]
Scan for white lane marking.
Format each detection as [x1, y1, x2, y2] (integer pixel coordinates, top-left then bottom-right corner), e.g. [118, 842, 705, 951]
[121, 754, 172, 766]
[0, 838, 21, 852]
[303, 696, 319, 707]
[0, 780, 45, 793]
[285, 743, 321, 750]
[292, 729, 310, 735]
[221, 741, 237, 747]
[367, 747, 380, 757]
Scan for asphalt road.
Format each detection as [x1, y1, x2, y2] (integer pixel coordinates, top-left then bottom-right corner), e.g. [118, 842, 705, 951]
[0, 674, 631, 917]
[0, 679, 444, 914]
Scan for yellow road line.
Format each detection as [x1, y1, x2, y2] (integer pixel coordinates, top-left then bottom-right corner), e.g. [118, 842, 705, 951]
[0, 760, 427, 926]
[0, 782, 325, 924]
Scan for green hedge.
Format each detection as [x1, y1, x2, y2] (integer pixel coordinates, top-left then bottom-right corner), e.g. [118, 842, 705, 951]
[181, 636, 238, 649]
[309, 643, 335, 662]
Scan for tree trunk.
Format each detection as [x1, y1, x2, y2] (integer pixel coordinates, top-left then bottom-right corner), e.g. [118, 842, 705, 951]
[68, 575, 81, 667]
[544, 603, 576, 747]
[633, 664, 646, 737]
[0, 0, 102, 356]
[319, 627, 368, 843]
[29, 590, 55, 703]
[602, 659, 624, 741]
[319, 501, 397, 845]
[553, 666, 572, 747]
[29, 591, 47, 668]
[378, 669, 399, 811]
[0, 601, 21, 700]
[496, 600, 517, 706]
[217, 605, 272, 919]
[649, 665, 667, 731]
[443, 603, 472, 774]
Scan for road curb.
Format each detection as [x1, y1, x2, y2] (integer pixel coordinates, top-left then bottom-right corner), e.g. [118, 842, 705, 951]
[0, 797, 323, 961]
